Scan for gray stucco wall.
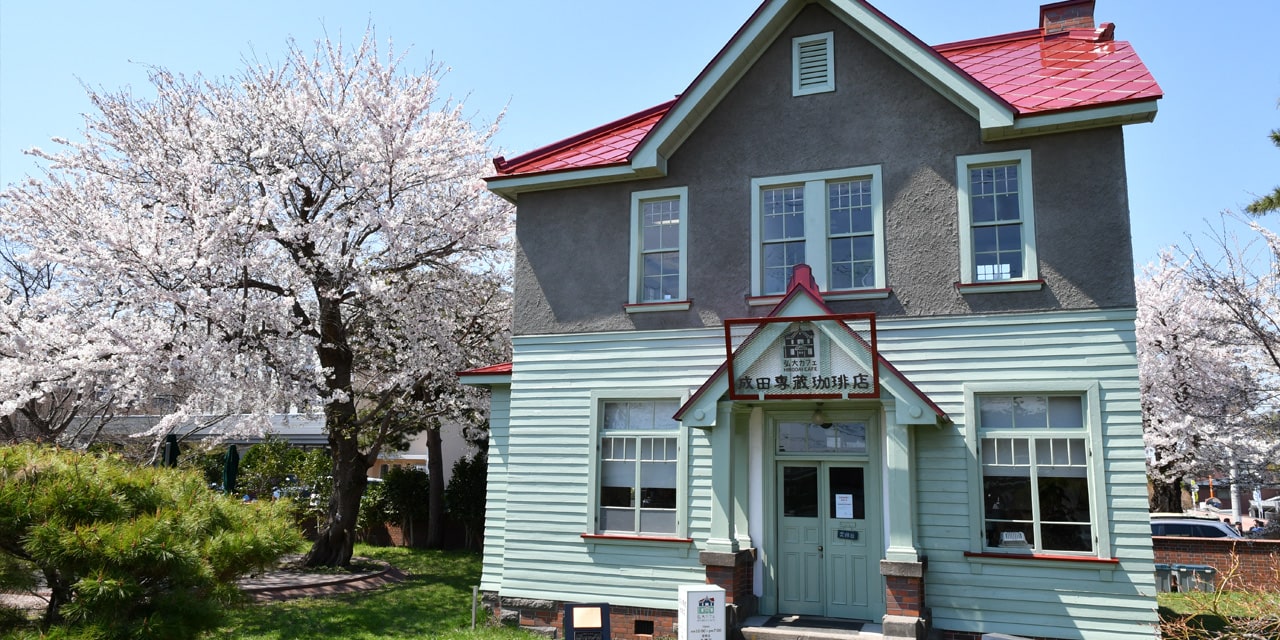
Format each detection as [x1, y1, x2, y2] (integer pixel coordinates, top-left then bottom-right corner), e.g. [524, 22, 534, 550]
[511, 4, 1137, 336]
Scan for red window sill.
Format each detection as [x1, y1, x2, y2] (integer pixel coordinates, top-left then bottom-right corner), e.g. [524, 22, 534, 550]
[964, 550, 1119, 565]
[581, 533, 694, 544]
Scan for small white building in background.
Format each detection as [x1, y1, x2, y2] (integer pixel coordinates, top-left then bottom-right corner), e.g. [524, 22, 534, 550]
[104, 413, 475, 487]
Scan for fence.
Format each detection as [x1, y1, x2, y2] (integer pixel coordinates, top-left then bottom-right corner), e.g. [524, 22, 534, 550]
[1152, 536, 1280, 591]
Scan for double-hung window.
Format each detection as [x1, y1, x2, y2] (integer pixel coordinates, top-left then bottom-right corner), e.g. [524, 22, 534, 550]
[596, 399, 682, 536]
[956, 150, 1039, 291]
[751, 166, 884, 300]
[628, 187, 689, 311]
[975, 393, 1098, 554]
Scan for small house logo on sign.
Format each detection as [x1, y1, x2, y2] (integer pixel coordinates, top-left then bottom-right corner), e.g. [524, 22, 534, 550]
[697, 596, 716, 616]
[782, 327, 817, 373]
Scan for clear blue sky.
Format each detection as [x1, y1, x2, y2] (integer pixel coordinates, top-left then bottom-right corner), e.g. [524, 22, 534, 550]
[2, 1, 1276, 266]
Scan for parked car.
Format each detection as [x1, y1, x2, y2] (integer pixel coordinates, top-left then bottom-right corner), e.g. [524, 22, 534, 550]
[1150, 515, 1243, 539]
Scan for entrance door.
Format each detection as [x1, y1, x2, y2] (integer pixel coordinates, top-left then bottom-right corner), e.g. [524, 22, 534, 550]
[777, 461, 878, 620]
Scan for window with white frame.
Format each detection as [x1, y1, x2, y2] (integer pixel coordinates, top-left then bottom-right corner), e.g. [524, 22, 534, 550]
[598, 399, 681, 536]
[629, 187, 688, 305]
[977, 394, 1095, 554]
[752, 167, 884, 297]
[956, 150, 1038, 287]
[793, 32, 834, 96]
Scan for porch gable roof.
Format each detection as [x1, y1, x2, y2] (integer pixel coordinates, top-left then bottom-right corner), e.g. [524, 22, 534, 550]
[675, 265, 948, 428]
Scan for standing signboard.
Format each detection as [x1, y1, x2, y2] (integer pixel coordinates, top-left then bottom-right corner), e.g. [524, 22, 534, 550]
[678, 585, 725, 640]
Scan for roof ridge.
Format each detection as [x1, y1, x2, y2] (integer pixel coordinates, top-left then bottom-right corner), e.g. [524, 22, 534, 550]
[933, 28, 1045, 52]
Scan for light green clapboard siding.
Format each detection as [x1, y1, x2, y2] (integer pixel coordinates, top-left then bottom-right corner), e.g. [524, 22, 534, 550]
[878, 309, 1157, 639]
[492, 328, 725, 608]
[480, 385, 511, 592]
[485, 309, 1156, 636]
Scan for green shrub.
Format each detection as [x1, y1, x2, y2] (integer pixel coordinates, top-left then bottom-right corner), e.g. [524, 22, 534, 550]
[445, 451, 487, 550]
[383, 466, 430, 545]
[238, 434, 303, 499]
[0, 443, 301, 639]
[358, 479, 394, 541]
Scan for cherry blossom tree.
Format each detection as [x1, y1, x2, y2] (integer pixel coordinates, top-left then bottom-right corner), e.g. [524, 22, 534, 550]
[1138, 221, 1280, 513]
[0, 30, 512, 566]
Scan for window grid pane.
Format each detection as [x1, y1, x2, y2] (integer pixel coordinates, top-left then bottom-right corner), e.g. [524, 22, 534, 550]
[978, 394, 1093, 554]
[970, 163, 1022, 282]
[639, 197, 681, 302]
[762, 186, 805, 294]
[827, 179, 874, 290]
[600, 402, 679, 535]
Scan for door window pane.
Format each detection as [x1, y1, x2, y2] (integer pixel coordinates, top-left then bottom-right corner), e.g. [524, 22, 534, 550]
[783, 466, 818, 517]
[777, 421, 867, 454]
[828, 466, 865, 520]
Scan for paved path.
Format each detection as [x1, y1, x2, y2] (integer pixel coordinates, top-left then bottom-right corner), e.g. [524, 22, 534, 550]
[1, 556, 405, 613]
[238, 557, 407, 602]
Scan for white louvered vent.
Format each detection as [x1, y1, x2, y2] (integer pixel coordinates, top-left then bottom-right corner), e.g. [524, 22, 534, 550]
[792, 32, 834, 96]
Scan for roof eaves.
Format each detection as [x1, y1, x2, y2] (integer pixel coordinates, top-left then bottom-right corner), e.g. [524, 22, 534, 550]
[483, 161, 660, 204]
[986, 96, 1159, 141]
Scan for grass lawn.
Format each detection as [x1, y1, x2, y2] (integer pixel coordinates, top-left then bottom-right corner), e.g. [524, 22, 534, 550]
[204, 545, 535, 640]
[1158, 591, 1280, 639]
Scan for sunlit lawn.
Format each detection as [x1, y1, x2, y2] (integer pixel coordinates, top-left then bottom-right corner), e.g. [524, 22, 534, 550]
[1158, 590, 1280, 638]
[204, 545, 536, 640]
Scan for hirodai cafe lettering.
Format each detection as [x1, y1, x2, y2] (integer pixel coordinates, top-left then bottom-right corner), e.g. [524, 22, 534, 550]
[737, 327, 871, 392]
[736, 372, 871, 392]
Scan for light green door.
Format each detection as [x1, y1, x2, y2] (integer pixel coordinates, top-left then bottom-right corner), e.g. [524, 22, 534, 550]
[777, 461, 880, 620]
[778, 464, 824, 615]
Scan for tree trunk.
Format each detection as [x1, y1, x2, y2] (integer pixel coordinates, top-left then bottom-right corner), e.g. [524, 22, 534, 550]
[302, 290, 368, 567]
[304, 431, 367, 567]
[40, 566, 70, 629]
[1150, 477, 1183, 513]
[425, 424, 445, 549]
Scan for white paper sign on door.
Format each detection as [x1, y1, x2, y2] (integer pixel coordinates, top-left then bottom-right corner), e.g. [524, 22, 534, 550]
[835, 493, 854, 519]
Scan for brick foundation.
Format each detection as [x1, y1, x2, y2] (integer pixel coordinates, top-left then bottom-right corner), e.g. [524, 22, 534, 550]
[700, 548, 757, 619]
[486, 593, 679, 640]
[880, 559, 928, 640]
[484, 549, 758, 639]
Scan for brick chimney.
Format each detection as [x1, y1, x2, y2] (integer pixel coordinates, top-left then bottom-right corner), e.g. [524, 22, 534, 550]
[1040, 0, 1095, 34]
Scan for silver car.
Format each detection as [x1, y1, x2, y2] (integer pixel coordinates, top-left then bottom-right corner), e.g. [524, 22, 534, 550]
[1150, 516, 1243, 539]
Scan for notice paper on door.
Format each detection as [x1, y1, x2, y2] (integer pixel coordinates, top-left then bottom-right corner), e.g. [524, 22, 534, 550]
[835, 493, 854, 519]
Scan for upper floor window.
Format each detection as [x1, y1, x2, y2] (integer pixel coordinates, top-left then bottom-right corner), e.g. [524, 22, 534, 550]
[977, 393, 1096, 554]
[751, 166, 884, 299]
[956, 150, 1039, 290]
[793, 32, 834, 96]
[628, 187, 689, 310]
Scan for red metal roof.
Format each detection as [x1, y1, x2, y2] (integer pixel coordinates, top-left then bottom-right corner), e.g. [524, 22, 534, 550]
[457, 362, 513, 376]
[491, 100, 674, 176]
[490, 14, 1160, 179]
[936, 25, 1161, 114]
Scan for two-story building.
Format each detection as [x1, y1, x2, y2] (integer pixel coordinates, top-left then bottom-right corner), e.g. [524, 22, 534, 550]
[462, 1, 1162, 638]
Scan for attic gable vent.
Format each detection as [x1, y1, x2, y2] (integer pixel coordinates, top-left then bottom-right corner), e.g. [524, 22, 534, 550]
[792, 32, 835, 96]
